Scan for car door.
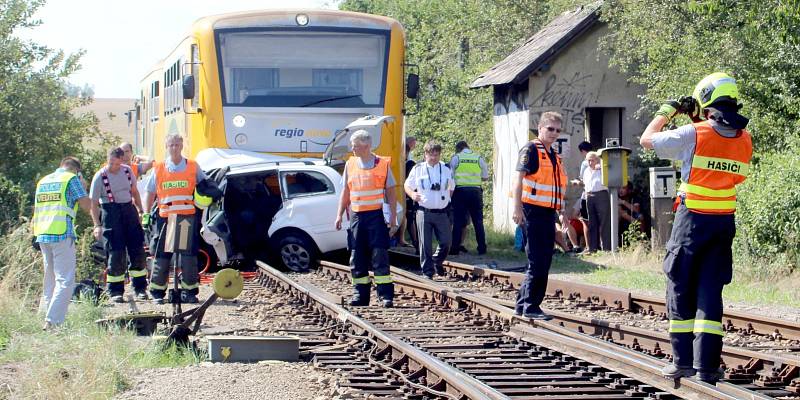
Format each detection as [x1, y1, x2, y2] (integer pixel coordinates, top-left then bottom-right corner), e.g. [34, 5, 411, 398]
[270, 167, 347, 255]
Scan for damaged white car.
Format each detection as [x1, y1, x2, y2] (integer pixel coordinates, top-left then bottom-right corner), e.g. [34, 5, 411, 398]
[197, 115, 396, 272]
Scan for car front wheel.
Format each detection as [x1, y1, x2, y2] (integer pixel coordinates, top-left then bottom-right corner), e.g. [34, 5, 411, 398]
[275, 234, 317, 272]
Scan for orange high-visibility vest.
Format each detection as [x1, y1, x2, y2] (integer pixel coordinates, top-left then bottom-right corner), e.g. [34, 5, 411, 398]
[129, 163, 139, 179]
[521, 139, 567, 210]
[347, 155, 390, 212]
[680, 121, 752, 214]
[154, 159, 197, 217]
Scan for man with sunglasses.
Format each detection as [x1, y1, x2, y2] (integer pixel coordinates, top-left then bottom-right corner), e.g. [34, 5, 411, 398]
[32, 156, 92, 330]
[512, 111, 568, 320]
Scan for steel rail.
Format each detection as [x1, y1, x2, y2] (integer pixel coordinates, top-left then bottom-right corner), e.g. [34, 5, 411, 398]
[389, 250, 800, 342]
[256, 260, 509, 400]
[318, 261, 777, 399]
[380, 260, 800, 396]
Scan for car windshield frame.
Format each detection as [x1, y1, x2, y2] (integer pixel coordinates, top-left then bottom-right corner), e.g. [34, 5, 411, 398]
[214, 27, 391, 108]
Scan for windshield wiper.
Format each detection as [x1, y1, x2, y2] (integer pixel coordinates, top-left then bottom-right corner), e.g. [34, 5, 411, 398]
[300, 94, 362, 107]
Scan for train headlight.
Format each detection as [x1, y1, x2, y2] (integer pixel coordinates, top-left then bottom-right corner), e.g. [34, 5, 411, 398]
[234, 133, 248, 146]
[232, 114, 246, 128]
[296, 14, 309, 26]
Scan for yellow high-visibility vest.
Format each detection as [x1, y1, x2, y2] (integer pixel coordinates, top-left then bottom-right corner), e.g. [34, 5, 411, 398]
[455, 151, 482, 187]
[33, 170, 77, 235]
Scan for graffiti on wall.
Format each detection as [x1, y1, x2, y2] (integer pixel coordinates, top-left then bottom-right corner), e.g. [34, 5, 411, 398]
[529, 72, 597, 137]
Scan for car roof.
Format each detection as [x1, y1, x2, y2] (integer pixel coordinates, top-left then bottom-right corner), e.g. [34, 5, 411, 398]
[198, 147, 329, 172]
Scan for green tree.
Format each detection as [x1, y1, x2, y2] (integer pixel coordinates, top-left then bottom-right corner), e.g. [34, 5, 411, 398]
[600, 0, 800, 153]
[339, 0, 587, 210]
[600, 0, 800, 272]
[0, 174, 26, 233]
[0, 0, 111, 214]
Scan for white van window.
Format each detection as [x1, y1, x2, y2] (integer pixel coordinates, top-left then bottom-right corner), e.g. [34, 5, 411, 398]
[282, 171, 334, 199]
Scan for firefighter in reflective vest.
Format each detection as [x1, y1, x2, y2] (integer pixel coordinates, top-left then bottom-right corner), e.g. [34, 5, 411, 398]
[120, 142, 153, 178]
[641, 72, 752, 383]
[512, 111, 567, 321]
[144, 134, 217, 305]
[33, 156, 92, 330]
[449, 140, 489, 255]
[89, 147, 148, 302]
[335, 130, 397, 308]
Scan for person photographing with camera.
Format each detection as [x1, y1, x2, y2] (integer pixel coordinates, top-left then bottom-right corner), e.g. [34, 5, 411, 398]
[404, 140, 455, 279]
[640, 72, 752, 383]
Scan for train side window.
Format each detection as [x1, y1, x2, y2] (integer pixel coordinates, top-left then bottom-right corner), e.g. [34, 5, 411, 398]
[150, 81, 160, 122]
[281, 171, 334, 199]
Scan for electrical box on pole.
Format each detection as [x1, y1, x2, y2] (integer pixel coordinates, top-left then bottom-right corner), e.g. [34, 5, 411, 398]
[649, 166, 677, 249]
[598, 141, 631, 253]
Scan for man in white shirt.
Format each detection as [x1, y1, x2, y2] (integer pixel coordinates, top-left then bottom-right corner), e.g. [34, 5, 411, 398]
[581, 151, 611, 251]
[404, 140, 455, 279]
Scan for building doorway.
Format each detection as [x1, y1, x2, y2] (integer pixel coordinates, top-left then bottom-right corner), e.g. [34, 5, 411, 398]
[585, 107, 623, 149]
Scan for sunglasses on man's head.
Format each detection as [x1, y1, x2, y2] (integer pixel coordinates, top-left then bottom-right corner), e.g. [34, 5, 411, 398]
[545, 126, 562, 133]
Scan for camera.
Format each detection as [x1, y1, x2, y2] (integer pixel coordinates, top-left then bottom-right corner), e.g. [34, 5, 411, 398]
[430, 182, 441, 191]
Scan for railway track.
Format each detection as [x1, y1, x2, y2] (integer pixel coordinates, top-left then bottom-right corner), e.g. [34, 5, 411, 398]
[255, 263, 503, 399]
[379, 250, 800, 397]
[256, 259, 787, 399]
[388, 251, 800, 344]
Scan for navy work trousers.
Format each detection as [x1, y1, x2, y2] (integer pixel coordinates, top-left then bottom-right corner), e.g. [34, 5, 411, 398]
[664, 203, 735, 372]
[515, 204, 557, 314]
[101, 202, 147, 295]
[416, 208, 451, 277]
[350, 209, 393, 301]
[451, 187, 486, 253]
[149, 213, 200, 298]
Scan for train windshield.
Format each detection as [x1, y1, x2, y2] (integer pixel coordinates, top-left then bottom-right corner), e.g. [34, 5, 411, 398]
[217, 29, 389, 108]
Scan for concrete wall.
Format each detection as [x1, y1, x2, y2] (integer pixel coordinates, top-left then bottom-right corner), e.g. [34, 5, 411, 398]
[526, 23, 646, 197]
[491, 23, 647, 232]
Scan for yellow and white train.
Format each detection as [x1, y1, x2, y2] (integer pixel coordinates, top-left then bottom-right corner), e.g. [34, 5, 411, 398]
[136, 9, 415, 183]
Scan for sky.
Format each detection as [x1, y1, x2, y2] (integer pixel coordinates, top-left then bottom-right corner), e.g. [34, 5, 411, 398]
[19, 0, 336, 98]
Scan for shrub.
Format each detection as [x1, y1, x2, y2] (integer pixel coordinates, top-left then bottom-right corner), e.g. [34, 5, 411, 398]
[0, 174, 28, 234]
[76, 226, 105, 283]
[735, 151, 800, 278]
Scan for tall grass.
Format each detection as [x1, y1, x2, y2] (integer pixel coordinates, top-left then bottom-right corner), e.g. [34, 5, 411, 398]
[0, 224, 200, 399]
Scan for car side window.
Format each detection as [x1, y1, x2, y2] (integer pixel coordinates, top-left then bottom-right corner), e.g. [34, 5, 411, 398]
[281, 171, 334, 199]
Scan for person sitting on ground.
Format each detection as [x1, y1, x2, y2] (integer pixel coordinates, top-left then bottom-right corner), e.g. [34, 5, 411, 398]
[558, 207, 585, 253]
[618, 182, 646, 239]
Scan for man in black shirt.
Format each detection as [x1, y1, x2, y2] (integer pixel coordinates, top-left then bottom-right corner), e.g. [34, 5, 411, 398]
[512, 111, 568, 320]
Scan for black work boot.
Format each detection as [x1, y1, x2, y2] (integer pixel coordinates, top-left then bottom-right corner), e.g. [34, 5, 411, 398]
[695, 368, 722, 384]
[350, 284, 370, 306]
[662, 364, 697, 379]
[376, 283, 394, 308]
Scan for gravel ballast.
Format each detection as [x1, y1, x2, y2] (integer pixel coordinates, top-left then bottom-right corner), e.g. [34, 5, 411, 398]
[110, 283, 343, 400]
